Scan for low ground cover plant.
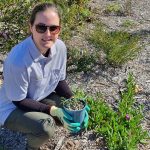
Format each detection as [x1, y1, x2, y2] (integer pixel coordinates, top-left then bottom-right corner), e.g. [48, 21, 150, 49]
[87, 73, 148, 150]
[72, 73, 148, 150]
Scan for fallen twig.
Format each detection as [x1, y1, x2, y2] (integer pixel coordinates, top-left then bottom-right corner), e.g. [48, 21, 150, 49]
[54, 136, 65, 150]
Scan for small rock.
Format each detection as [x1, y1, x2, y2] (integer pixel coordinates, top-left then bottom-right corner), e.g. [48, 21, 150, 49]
[64, 140, 75, 150]
[135, 84, 143, 93]
[74, 140, 80, 149]
[96, 138, 100, 145]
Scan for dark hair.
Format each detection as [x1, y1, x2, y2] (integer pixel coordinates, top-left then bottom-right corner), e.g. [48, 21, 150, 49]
[30, 3, 61, 26]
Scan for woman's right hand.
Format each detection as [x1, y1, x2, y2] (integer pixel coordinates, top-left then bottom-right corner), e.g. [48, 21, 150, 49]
[50, 106, 81, 133]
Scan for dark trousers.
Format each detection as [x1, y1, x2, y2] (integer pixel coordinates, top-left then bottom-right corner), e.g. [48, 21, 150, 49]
[4, 93, 62, 150]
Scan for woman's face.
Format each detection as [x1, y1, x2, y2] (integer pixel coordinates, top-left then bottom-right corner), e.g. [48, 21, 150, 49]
[30, 9, 60, 54]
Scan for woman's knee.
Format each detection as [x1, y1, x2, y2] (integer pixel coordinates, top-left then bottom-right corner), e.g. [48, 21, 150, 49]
[39, 116, 56, 138]
[43, 117, 56, 138]
[26, 116, 56, 149]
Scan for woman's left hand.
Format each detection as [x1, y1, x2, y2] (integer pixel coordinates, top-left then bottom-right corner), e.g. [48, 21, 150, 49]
[83, 105, 90, 128]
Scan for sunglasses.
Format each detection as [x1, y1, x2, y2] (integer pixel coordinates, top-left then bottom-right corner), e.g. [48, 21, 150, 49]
[35, 23, 60, 34]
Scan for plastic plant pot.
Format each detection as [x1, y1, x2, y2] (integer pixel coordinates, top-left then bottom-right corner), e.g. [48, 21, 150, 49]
[63, 99, 86, 125]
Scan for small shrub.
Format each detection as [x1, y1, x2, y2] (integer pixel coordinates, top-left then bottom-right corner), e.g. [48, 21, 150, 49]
[88, 24, 141, 66]
[104, 3, 124, 16]
[71, 87, 87, 99]
[121, 19, 135, 28]
[67, 48, 98, 73]
[61, 3, 91, 40]
[62, 98, 85, 110]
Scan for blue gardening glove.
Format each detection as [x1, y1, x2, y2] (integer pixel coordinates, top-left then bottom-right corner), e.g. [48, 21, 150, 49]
[50, 106, 81, 133]
[83, 105, 90, 129]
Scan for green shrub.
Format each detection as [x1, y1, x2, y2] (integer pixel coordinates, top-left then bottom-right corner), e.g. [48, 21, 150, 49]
[0, 0, 90, 52]
[104, 3, 124, 16]
[0, 0, 32, 52]
[88, 23, 141, 66]
[67, 48, 98, 73]
[61, 3, 91, 40]
[121, 19, 135, 28]
[104, 1, 132, 16]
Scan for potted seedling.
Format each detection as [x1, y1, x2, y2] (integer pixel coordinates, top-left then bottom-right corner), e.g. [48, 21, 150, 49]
[62, 98, 86, 125]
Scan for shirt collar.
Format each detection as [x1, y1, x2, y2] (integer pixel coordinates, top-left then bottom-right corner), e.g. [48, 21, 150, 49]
[28, 36, 57, 62]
